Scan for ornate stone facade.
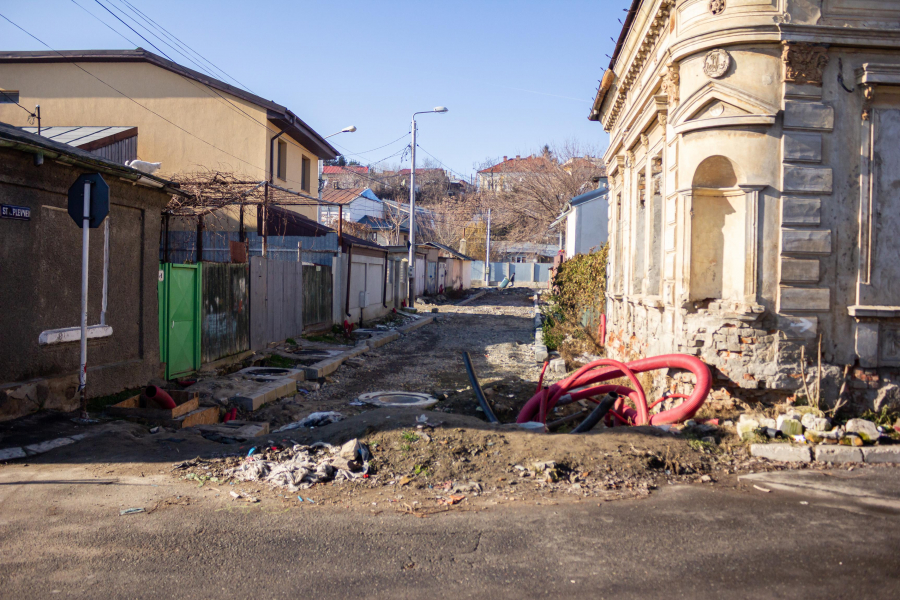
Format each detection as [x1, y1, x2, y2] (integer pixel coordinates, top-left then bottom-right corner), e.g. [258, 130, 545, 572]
[589, 0, 900, 406]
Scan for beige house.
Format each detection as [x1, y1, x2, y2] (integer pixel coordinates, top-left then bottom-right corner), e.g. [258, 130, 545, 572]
[591, 1, 900, 400]
[0, 49, 338, 230]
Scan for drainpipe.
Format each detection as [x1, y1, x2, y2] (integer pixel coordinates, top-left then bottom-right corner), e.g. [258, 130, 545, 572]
[344, 242, 353, 318]
[269, 128, 288, 184]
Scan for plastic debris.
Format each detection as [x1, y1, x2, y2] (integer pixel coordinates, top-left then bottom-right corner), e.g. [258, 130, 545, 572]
[247, 447, 257, 457]
[273, 411, 344, 432]
[119, 507, 145, 515]
[223, 438, 372, 491]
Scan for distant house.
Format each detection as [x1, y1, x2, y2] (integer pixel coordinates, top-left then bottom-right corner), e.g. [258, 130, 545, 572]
[492, 241, 558, 264]
[552, 187, 609, 259]
[357, 214, 408, 247]
[476, 155, 552, 192]
[323, 164, 370, 190]
[319, 187, 384, 224]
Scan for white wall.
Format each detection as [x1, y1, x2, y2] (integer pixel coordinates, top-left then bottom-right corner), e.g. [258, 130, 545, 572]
[566, 195, 609, 257]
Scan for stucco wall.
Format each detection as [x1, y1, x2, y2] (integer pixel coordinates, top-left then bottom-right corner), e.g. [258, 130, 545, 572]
[0, 147, 168, 419]
[0, 61, 319, 189]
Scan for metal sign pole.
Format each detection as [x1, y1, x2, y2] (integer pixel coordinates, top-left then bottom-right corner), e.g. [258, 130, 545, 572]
[79, 180, 91, 417]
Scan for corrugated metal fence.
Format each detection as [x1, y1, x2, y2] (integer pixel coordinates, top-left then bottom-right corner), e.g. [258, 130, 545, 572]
[471, 261, 551, 283]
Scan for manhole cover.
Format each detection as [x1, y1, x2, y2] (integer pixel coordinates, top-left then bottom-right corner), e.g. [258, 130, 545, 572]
[357, 391, 438, 408]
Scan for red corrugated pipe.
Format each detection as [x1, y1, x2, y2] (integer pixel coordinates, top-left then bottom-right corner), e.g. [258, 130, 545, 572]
[145, 385, 176, 409]
[517, 354, 711, 427]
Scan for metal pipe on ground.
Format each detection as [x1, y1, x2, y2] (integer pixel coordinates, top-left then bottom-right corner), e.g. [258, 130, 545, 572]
[461, 351, 499, 424]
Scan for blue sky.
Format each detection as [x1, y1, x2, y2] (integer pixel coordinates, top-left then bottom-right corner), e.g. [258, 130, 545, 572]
[1, 0, 625, 177]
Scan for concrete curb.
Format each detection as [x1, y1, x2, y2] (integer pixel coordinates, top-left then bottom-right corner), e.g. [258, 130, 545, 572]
[533, 294, 547, 364]
[397, 316, 435, 334]
[1, 432, 89, 462]
[366, 331, 401, 349]
[456, 290, 487, 306]
[751, 442, 900, 464]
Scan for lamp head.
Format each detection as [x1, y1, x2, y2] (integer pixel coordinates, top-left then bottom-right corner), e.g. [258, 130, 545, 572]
[433, 106, 448, 113]
[342, 126, 357, 133]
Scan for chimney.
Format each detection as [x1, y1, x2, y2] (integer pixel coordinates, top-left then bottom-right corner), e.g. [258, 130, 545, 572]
[503, 156, 507, 161]
[516, 155, 521, 159]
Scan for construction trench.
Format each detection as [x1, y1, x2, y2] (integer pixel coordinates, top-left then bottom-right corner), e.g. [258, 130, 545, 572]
[1, 286, 898, 514]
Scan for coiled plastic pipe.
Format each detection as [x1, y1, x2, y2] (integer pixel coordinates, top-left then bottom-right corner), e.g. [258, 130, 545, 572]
[517, 354, 711, 427]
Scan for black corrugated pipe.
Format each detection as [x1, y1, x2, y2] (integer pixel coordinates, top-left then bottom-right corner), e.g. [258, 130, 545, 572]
[572, 393, 618, 434]
[462, 351, 500, 424]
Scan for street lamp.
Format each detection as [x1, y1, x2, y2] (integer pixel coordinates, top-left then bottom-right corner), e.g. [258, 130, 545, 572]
[318, 125, 357, 222]
[325, 125, 358, 139]
[407, 107, 448, 308]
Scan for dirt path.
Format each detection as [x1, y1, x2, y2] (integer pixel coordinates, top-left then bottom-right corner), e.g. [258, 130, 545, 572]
[255, 286, 545, 426]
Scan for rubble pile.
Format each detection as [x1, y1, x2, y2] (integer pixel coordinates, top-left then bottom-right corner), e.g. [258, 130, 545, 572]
[736, 412, 890, 447]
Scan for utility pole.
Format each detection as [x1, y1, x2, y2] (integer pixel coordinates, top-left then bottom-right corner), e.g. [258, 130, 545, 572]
[407, 118, 417, 308]
[406, 107, 447, 308]
[484, 208, 491, 284]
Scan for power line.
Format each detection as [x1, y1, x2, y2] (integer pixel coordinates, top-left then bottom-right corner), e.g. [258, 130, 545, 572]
[415, 144, 471, 181]
[0, 12, 284, 182]
[0, 89, 37, 119]
[92, 0, 176, 62]
[5, 9, 321, 192]
[332, 131, 410, 158]
[116, 0, 255, 93]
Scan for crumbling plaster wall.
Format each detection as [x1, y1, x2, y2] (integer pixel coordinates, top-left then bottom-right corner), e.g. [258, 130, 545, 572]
[0, 148, 167, 419]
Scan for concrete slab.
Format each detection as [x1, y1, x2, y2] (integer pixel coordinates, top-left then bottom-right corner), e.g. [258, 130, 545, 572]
[749, 443, 812, 463]
[862, 446, 900, 464]
[196, 420, 269, 440]
[814, 445, 864, 464]
[233, 378, 298, 411]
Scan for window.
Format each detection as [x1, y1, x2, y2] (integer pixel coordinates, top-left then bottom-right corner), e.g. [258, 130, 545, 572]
[0, 90, 19, 104]
[277, 139, 287, 181]
[302, 156, 311, 192]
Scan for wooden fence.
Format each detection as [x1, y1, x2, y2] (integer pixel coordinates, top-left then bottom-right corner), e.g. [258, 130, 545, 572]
[250, 257, 304, 351]
[200, 262, 250, 364]
[302, 264, 332, 331]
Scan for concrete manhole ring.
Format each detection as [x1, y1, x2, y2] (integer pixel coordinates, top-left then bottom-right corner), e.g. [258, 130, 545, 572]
[357, 391, 438, 408]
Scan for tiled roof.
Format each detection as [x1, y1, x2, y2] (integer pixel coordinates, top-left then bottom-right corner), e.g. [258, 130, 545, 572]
[477, 155, 553, 174]
[321, 187, 369, 205]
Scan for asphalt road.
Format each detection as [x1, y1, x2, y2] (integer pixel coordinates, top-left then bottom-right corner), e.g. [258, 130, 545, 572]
[1, 462, 898, 598]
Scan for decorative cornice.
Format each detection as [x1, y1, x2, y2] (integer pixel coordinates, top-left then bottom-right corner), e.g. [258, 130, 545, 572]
[603, 0, 675, 132]
[782, 41, 829, 86]
[659, 62, 680, 107]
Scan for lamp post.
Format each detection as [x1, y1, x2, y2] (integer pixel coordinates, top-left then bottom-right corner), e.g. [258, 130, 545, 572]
[407, 107, 448, 308]
[318, 126, 357, 222]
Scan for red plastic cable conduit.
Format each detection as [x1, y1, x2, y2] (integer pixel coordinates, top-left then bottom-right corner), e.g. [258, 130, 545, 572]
[517, 354, 711, 426]
[145, 385, 176, 409]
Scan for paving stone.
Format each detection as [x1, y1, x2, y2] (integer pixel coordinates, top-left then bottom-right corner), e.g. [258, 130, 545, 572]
[750, 444, 811, 463]
[548, 358, 566, 374]
[24, 437, 77, 455]
[534, 344, 548, 363]
[861, 447, 900, 464]
[815, 445, 864, 464]
[0, 447, 27, 461]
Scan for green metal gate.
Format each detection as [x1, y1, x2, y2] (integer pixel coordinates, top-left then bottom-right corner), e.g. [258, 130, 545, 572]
[158, 263, 202, 379]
